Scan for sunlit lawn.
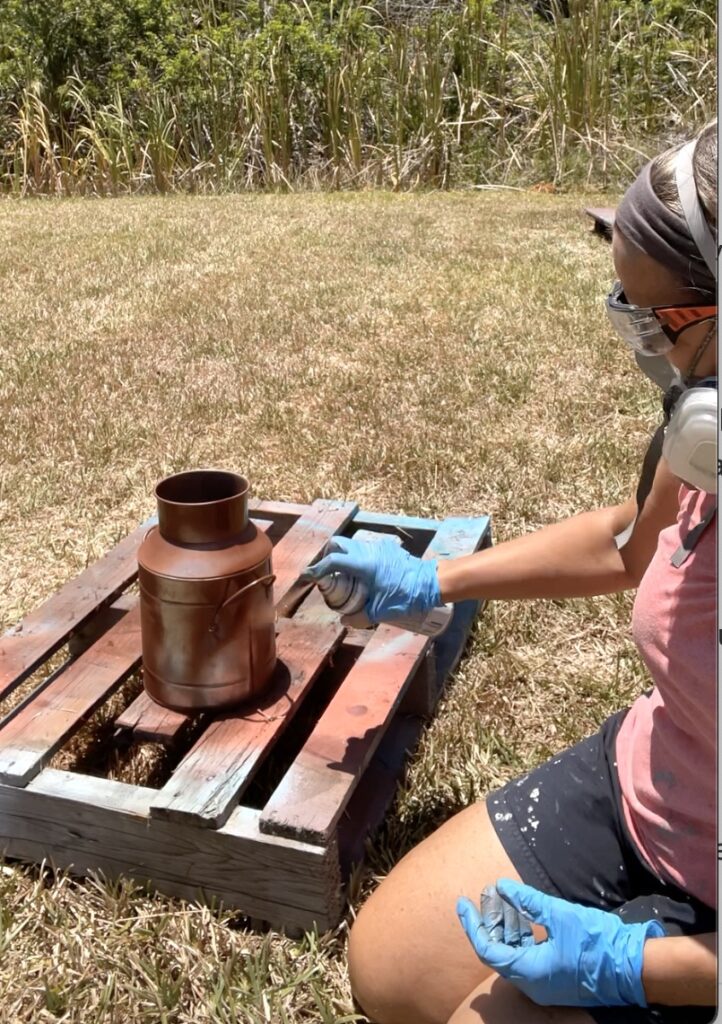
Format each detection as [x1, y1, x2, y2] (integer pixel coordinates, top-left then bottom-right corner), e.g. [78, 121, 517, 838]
[0, 191, 658, 1022]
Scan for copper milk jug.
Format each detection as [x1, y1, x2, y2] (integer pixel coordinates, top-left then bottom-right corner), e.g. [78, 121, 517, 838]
[137, 470, 276, 712]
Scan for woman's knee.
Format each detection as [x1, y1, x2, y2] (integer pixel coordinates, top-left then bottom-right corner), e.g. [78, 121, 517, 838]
[347, 802, 520, 1024]
[347, 879, 424, 1024]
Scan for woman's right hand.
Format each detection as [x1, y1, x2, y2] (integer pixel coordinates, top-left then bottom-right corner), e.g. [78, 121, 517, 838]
[301, 537, 441, 623]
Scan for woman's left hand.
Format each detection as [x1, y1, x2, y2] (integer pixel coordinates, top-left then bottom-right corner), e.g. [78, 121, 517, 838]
[457, 879, 665, 1008]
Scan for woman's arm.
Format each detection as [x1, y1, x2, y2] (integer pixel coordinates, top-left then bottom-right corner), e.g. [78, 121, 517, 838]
[438, 457, 681, 603]
[643, 933, 717, 1006]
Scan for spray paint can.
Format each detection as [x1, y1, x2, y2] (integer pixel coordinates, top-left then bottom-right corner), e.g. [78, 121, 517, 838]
[316, 571, 453, 637]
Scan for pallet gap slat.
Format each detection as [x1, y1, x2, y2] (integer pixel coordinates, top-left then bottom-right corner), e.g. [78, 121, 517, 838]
[0, 605, 142, 786]
[1, 592, 138, 735]
[0, 519, 152, 702]
[150, 621, 343, 827]
[259, 516, 489, 844]
[114, 692, 194, 744]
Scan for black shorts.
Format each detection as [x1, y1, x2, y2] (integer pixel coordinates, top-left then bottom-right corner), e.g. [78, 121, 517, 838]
[487, 709, 716, 1024]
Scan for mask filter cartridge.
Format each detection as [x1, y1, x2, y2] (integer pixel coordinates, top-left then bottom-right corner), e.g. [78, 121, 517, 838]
[662, 378, 717, 493]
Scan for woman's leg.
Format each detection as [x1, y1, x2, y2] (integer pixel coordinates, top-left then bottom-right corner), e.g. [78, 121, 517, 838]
[348, 801, 545, 1024]
[447, 975, 594, 1024]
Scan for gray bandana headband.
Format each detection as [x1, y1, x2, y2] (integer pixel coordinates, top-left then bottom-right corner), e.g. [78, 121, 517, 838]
[614, 141, 717, 297]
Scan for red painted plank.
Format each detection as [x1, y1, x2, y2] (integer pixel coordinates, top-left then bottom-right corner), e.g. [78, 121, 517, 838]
[114, 690, 192, 744]
[0, 604, 142, 786]
[259, 624, 426, 843]
[338, 713, 425, 873]
[0, 520, 152, 702]
[248, 499, 310, 518]
[67, 592, 138, 658]
[269, 499, 358, 615]
[150, 620, 343, 827]
[259, 516, 489, 843]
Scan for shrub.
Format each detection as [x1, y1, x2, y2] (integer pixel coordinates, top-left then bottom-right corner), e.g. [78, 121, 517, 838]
[0, 0, 715, 193]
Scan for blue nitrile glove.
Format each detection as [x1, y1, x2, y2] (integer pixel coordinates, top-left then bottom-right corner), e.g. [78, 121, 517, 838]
[456, 879, 666, 1008]
[301, 536, 441, 623]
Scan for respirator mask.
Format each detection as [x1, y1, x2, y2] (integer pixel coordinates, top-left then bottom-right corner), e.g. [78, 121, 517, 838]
[605, 140, 718, 494]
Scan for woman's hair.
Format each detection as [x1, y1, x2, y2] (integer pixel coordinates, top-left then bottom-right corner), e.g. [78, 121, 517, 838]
[650, 119, 717, 230]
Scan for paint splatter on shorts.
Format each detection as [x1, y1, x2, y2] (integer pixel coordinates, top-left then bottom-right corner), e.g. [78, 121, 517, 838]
[486, 709, 716, 1023]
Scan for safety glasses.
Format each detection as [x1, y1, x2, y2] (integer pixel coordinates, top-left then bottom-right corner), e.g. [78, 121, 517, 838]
[605, 280, 717, 355]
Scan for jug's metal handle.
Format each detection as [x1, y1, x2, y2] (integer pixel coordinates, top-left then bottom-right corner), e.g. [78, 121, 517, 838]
[209, 573, 276, 633]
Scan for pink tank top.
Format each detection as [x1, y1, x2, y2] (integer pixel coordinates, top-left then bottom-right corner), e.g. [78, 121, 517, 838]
[616, 484, 716, 909]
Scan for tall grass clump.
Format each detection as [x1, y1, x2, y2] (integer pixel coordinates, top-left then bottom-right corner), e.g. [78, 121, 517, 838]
[0, 0, 715, 194]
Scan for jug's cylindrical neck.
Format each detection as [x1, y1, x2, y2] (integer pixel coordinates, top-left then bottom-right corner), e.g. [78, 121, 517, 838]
[155, 470, 249, 545]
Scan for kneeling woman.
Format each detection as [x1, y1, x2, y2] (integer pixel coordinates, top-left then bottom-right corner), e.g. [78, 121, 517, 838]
[304, 122, 717, 1024]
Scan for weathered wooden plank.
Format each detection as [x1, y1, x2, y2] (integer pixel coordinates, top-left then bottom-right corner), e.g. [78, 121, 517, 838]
[150, 620, 343, 828]
[114, 690, 193, 744]
[351, 509, 440, 534]
[0, 769, 341, 930]
[0, 605, 142, 786]
[68, 592, 138, 658]
[0, 519, 153, 702]
[248, 499, 310, 518]
[338, 713, 424, 874]
[259, 624, 426, 844]
[270, 499, 358, 616]
[260, 516, 489, 843]
[432, 519, 491, 686]
[277, 612, 370, 650]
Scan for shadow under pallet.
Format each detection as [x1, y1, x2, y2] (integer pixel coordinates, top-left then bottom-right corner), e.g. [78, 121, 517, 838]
[0, 498, 491, 931]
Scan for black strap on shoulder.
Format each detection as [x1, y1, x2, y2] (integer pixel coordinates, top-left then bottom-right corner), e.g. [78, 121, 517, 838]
[614, 421, 666, 551]
[635, 423, 666, 515]
[616, 379, 704, 550]
[635, 383, 685, 514]
[670, 501, 716, 567]
[617, 383, 681, 550]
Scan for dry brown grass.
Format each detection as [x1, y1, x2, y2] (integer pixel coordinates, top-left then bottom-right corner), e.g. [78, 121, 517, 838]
[0, 192, 658, 1022]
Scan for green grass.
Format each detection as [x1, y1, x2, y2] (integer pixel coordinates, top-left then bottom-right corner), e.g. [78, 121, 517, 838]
[0, 192, 657, 1022]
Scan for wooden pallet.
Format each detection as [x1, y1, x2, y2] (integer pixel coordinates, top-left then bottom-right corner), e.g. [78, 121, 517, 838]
[0, 499, 490, 931]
